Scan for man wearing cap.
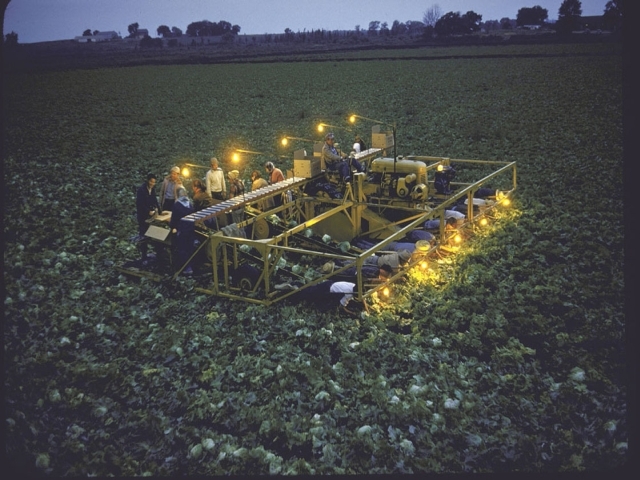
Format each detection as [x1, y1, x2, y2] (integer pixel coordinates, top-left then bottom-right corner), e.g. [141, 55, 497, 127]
[206, 157, 226, 200]
[321, 132, 364, 183]
[159, 166, 183, 213]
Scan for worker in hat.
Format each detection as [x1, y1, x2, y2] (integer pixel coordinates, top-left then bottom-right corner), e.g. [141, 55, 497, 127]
[227, 170, 245, 199]
[158, 166, 183, 213]
[321, 132, 365, 184]
[353, 134, 367, 154]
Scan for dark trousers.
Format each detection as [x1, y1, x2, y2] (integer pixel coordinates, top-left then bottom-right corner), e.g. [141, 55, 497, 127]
[161, 199, 175, 213]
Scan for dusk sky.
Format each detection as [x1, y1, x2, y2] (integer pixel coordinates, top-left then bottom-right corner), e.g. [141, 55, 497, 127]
[4, 0, 610, 44]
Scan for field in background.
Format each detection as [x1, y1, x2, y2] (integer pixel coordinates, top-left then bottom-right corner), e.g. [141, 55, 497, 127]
[2, 43, 626, 475]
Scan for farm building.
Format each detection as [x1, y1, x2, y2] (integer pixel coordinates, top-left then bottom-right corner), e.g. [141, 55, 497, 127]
[74, 31, 120, 42]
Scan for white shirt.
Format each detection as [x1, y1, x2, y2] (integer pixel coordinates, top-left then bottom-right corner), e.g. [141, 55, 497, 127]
[444, 210, 465, 219]
[352, 143, 361, 154]
[206, 168, 226, 195]
[330, 281, 355, 306]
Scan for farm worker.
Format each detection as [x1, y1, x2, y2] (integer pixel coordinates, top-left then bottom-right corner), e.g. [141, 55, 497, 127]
[191, 179, 216, 211]
[170, 187, 195, 275]
[321, 132, 364, 183]
[227, 170, 245, 199]
[250, 170, 274, 211]
[192, 179, 227, 230]
[264, 161, 285, 185]
[158, 166, 183, 213]
[135, 173, 160, 259]
[206, 157, 226, 200]
[326, 260, 393, 281]
[265, 161, 286, 209]
[353, 134, 367, 154]
[290, 280, 369, 317]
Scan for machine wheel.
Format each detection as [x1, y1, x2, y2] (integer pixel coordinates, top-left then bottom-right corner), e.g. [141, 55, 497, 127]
[233, 264, 260, 291]
[252, 218, 271, 240]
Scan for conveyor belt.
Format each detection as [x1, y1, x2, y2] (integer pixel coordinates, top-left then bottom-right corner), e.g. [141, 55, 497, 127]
[353, 148, 382, 163]
[181, 176, 312, 226]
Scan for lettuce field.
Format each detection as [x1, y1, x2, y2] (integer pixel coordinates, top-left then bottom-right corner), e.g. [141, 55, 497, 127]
[2, 43, 627, 475]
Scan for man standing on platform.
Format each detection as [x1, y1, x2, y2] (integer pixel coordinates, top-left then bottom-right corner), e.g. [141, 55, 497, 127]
[206, 157, 226, 200]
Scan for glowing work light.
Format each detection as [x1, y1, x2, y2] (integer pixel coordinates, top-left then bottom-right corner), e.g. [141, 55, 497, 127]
[382, 286, 391, 298]
[280, 136, 313, 147]
[480, 218, 488, 226]
[178, 162, 208, 178]
[454, 234, 462, 244]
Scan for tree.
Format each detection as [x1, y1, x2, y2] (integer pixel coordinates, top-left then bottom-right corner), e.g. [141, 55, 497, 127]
[602, 0, 622, 31]
[186, 20, 240, 37]
[368, 21, 380, 35]
[482, 20, 501, 31]
[82, 29, 92, 36]
[93, 30, 99, 36]
[139, 36, 162, 49]
[556, 0, 582, 34]
[462, 11, 482, 32]
[128, 22, 139, 38]
[380, 22, 389, 35]
[157, 25, 171, 37]
[171, 26, 183, 37]
[516, 6, 548, 26]
[405, 20, 424, 34]
[4, 31, 18, 46]
[391, 20, 407, 35]
[423, 4, 442, 27]
[435, 11, 482, 36]
[500, 17, 514, 29]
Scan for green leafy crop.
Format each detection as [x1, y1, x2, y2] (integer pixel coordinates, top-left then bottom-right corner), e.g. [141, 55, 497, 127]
[3, 42, 625, 475]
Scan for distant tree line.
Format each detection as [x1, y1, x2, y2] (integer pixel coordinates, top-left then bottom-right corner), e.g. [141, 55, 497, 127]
[185, 20, 240, 37]
[65, 0, 622, 49]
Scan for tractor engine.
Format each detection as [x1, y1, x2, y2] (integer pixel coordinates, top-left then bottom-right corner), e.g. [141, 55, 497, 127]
[365, 157, 428, 201]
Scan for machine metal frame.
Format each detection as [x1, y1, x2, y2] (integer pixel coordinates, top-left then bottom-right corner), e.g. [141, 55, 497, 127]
[118, 153, 517, 305]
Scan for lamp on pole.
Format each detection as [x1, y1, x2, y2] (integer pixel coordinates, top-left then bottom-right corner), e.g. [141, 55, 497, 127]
[280, 136, 314, 147]
[179, 162, 209, 178]
[348, 113, 397, 172]
[316, 122, 353, 134]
